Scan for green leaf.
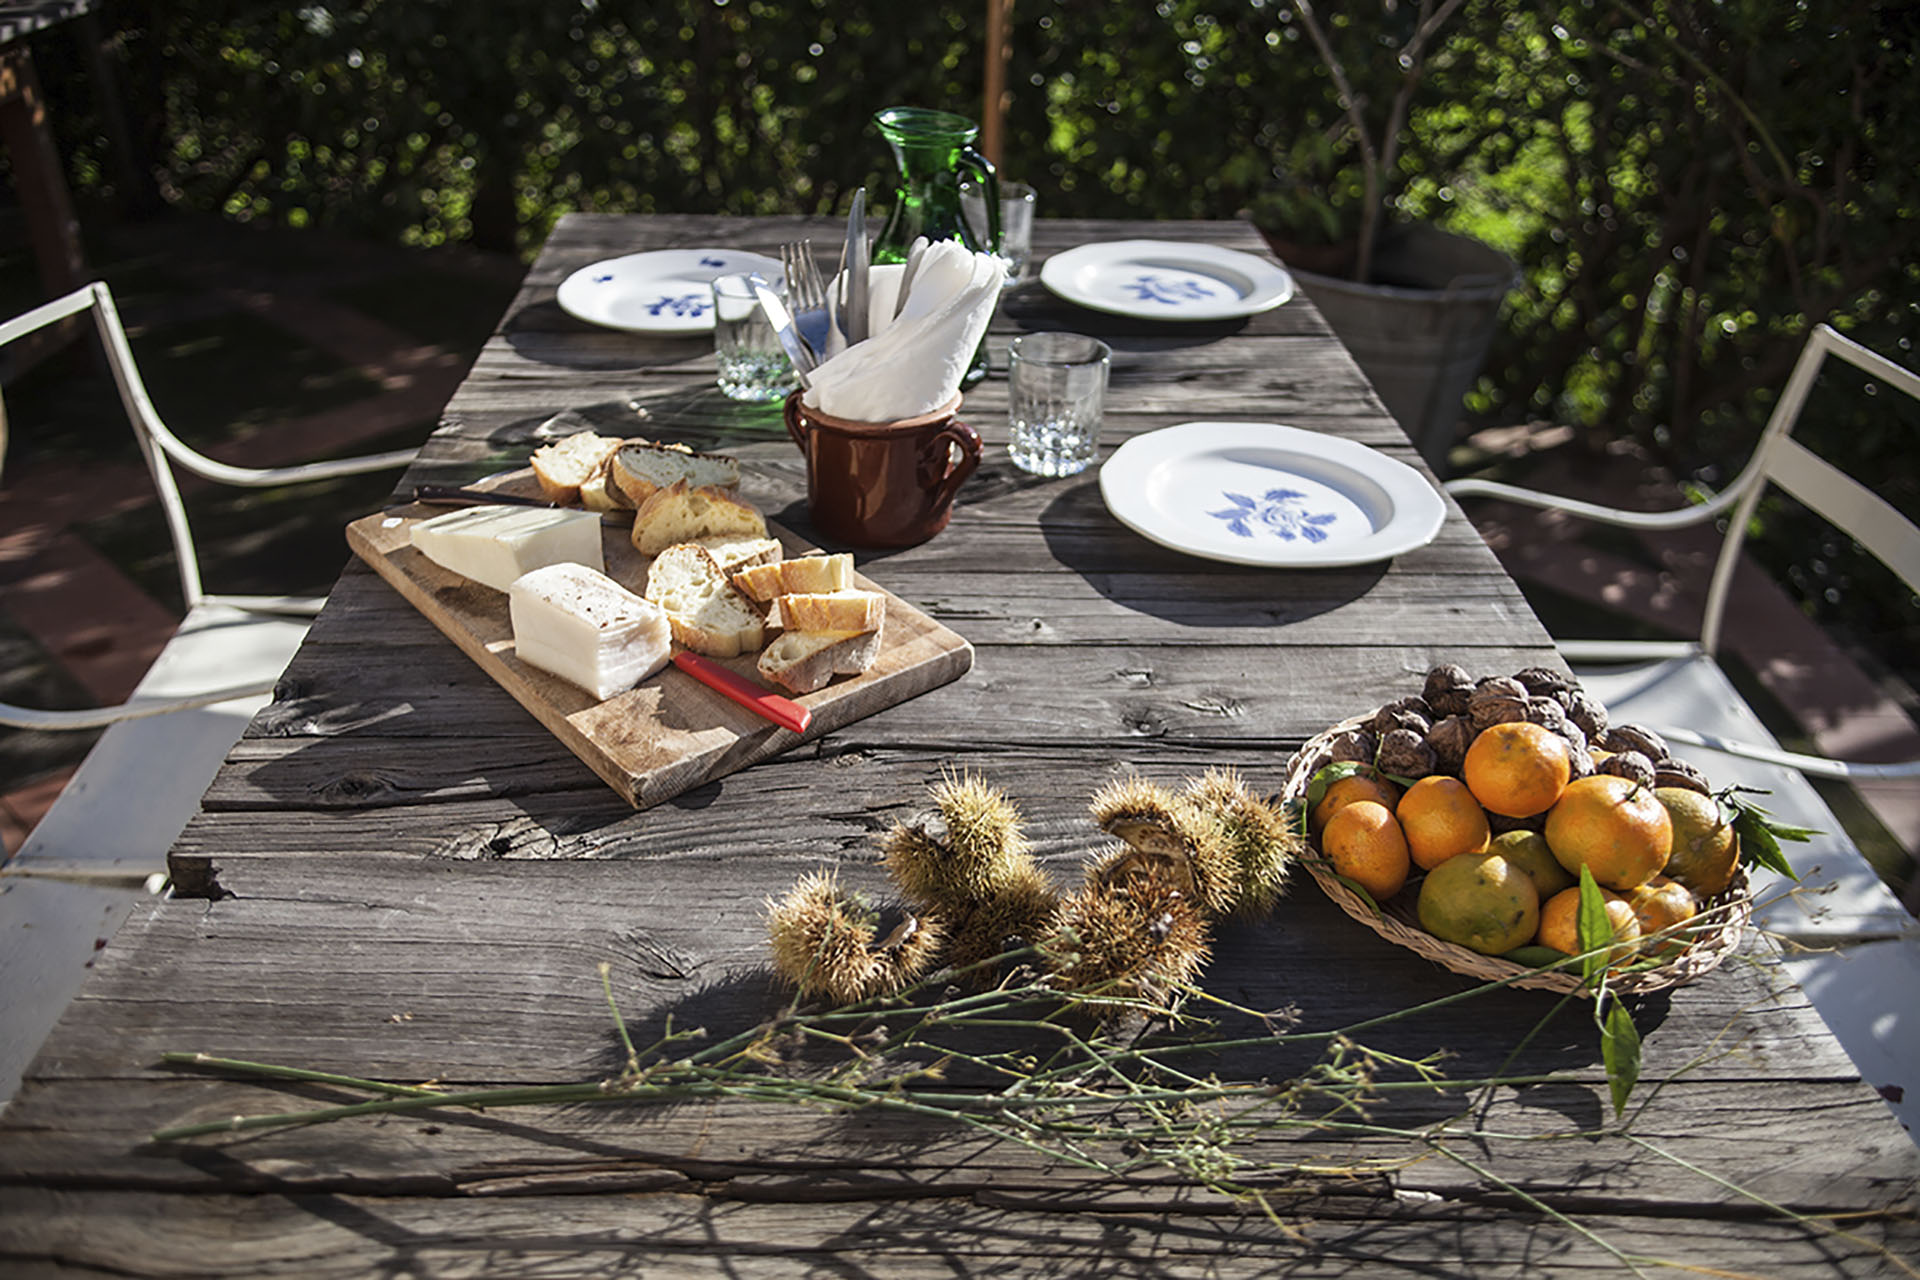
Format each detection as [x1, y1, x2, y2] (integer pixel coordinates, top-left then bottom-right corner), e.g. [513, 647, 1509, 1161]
[1575, 866, 1612, 988]
[1503, 945, 1576, 970]
[1723, 793, 1807, 881]
[1304, 762, 1363, 814]
[1599, 996, 1642, 1116]
[1329, 872, 1384, 915]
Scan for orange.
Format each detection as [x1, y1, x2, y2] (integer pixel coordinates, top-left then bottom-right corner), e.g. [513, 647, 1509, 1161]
[1537, 885, 1642, 966]
[1543, 775, 1673, 892]
[1396, 776, 1492, 871]
[1416, 851, 1541, 956]
[1463, 721, 1573, 818]
[1626, 875, 1699, 955]
[1321, 800, 1411, 901]
[1310, 772, 1403, 835]
[1654, 787, 1741, 897]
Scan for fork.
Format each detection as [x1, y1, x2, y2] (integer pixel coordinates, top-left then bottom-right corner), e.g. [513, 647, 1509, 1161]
[781, 241, 832, 365]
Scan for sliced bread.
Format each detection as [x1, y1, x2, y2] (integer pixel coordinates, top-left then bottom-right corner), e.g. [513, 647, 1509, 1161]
[610, 440, 742, 506]
[578, 458, 635, 512]
[530, 431, 623, 504]
[631, 481, 768, 557]
[757, 628, 884, 695]
[732, 552, 854, 603]
[767, 589, 885, 634]
[696, 534, 784, 574]
[643, 542, 766, 658]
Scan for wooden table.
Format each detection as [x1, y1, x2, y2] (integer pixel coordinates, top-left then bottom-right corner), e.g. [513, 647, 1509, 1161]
[2, 215, 1913, 1275]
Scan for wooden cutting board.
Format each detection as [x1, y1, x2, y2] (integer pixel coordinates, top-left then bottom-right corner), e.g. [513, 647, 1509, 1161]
[345, 488, 973, 810]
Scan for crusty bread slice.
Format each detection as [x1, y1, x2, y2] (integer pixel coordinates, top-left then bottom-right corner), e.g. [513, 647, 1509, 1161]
[578, 457, 634, 512]
[643, 542, 766, 658]
[610, 441, 742, 507]
[696, 535, 783, 575]
[732, 553, 854, 604]
[631, 481, 768, 557]
[756, 627, 884, 695]
[530, 431, 623, 504]
[767, 589, 885, 634]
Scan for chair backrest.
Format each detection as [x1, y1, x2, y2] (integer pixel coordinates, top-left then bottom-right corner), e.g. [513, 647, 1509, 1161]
[1698, 324, 1920, 656]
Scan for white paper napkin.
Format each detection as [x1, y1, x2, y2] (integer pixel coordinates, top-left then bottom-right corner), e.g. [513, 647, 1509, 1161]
[806, 240, 1004, 422]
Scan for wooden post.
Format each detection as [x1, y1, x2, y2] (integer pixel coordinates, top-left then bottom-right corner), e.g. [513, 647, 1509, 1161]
[981, 0, 1011, 168]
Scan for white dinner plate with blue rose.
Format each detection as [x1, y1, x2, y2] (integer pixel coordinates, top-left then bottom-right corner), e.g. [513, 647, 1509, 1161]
[1098, 422, 1445, 568]
[1040, 240, 1294, 321]
[556, 249, 784, 334]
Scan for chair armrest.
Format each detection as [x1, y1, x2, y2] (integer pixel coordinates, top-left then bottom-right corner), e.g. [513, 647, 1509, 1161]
[146, 435, 418, 489]
[1444, 475, 1745, 532]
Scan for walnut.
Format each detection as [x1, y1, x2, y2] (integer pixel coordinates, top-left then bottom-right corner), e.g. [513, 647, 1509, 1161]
[1522, 696, 1568, 735]
[1565, 690, 1609, 739]
[1512, 666, 1574, 697]
[1327, 728, 1377, 765]
[1370, 703, 1432, 739]
[1469, 692, 1530, 735]
[1598, 750, 1656, 790]
[1423, 664, 1475, 717]
[1424, 715, 1477, 777]
[1601, 724, 1669, 762]
[1558, 718, 1589, 759]
[1654, 759, 1712, 794]
[1566, 745, 1597, 780]
[1376, 728, 1437, 780]
[1474, 675, 1528, 701]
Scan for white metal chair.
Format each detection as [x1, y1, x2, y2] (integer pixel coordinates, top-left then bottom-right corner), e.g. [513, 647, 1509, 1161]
[1447, 323, 1920, 1141]
[0, 281, 416, 1108]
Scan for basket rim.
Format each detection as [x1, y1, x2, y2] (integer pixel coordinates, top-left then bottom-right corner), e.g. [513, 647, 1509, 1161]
[1284, 712, 1751, 997]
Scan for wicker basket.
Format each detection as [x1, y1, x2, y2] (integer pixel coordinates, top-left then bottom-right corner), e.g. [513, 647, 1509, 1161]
[1282, 714, 1750, 996]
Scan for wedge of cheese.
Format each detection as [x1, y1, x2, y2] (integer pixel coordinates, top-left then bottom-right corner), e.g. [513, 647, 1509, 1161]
[410, 505, 604, 592]
[509, 562, 671, 699]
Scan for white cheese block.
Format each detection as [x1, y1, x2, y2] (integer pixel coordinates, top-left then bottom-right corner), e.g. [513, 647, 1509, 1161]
[508, 562, 672, 700]
[410, 505, 604, 592]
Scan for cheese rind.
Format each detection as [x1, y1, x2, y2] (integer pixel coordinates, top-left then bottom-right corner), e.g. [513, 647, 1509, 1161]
[509, 562, 672, 699]
[410, 505, 605, 592]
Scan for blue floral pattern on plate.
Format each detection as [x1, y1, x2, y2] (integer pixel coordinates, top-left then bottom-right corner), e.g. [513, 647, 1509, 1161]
[644, 293, 711, 318]
[1207, 489, 1339, 543]
[1123, 273, 1218, 306]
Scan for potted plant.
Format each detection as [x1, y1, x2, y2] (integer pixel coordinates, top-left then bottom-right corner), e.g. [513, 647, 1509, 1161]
[1255, 0, 1517, 471]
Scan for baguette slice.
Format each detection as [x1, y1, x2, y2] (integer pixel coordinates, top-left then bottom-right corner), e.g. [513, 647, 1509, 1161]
[768, 589, 885, 634]
[696, 534, 784, 574]
[530, 431, 623, 504]
[631, 481, 768, 557]
[757, 628, 884, 695]
[578, 457, 634, 512]
[643, 542, 765, 658]
[610, 440, 742, 507]
[732, 552, 854, 604]
[509, 562, 671, 699]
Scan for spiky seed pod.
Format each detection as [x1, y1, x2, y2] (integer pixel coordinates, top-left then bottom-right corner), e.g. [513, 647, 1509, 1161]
[1654, 759, 1712, 794]
[1600, 724, 1669, 762]
[1328, 727, 1378, 764]
[1180, 767, 1296, 918]
[1512, 666, 1574, 697]
[1043, 871, 1211, 1005]
[1565, 690, 1609, 739]
[1599, 749, 1657, 790]
[883, 772, 1036, 906]
[1425, 715, 1477, 777]
[1376, 727, 1438, 780]
[766, 871, 944, 1005]
[941, 861, 1063, 976]
[1423, 663, 1475, 717]
[1089, 775, 1190, 857]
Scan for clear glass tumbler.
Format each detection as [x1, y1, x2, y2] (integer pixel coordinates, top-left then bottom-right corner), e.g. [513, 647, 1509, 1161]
[1007, 332, 1110, 477]
[712, 273, 796, 402]
[963, 180, 1036, 287]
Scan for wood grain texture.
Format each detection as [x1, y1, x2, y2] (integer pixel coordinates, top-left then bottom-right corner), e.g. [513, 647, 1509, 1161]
[5, 213, 1914, 1278]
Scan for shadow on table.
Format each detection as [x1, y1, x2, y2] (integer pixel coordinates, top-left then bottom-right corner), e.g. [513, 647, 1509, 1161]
[480, 390, 794, 458]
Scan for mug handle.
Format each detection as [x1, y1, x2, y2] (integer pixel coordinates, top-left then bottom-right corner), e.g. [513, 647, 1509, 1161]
[958, 147, 1001, 255]
[921, 417, 984, 511]
[782, 390, 809, 451]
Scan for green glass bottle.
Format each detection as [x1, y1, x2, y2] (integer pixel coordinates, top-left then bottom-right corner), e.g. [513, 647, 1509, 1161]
[871, 106, 1000, 385]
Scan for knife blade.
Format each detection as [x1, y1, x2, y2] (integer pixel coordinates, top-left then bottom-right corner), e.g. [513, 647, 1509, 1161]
[892, 236, 929, 321]
[844, 187, 870, 344]
[747, 274, 813, 387]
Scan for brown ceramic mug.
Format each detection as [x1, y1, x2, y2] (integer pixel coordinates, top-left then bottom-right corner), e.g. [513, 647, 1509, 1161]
[783, 391, 982, 548]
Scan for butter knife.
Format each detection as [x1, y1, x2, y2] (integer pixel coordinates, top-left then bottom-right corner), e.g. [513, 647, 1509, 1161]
[892, 236, 929, 321]
[844, 187, 870, 344]
[747, 274, 814, 387]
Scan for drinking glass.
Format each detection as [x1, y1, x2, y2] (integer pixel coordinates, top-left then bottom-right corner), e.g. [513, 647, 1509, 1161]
[712, 273, 796, 402]
[962, 180, 1037, 287]
[1007, 332, 1110, 477]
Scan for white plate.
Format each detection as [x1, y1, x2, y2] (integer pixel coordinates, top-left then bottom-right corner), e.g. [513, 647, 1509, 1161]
[1040, 239, 1294, 321]
[1098, 422, 1445, 568]
[556, 249, 784, 334]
